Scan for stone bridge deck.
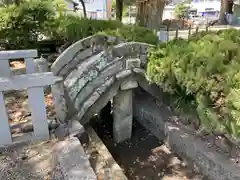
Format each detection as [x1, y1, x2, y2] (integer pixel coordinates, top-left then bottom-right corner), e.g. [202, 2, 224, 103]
[51, 35, 153, 143]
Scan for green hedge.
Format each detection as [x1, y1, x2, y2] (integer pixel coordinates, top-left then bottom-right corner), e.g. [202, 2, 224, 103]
[0, 0, 156, 49]
[0, 0, 123, 49]
[146, 29, 240, 138]
[0, 0, 55, 49]
[97, 25, 158, 45]
[49, 14, 122, 42]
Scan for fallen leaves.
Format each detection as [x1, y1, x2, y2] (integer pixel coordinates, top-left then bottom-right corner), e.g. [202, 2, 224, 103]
[5, 90, 56, 128]
[9, 61, 25, 69]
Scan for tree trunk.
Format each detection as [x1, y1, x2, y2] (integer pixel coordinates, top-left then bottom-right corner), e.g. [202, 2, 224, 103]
[136, 2, 147, 27]
[220, 0, 226, 24]
[116, 0, 123, 21]
[219, 0, 233, 24]
[153, 0, 165, 29]
[79, 0, 87, 18]
[136, 2, 141, 25]
[137, 0, 165, 29]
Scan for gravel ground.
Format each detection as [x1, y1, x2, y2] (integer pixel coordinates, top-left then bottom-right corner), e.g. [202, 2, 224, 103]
[0, 61, 64, 180]
[0, 140, 59, 180]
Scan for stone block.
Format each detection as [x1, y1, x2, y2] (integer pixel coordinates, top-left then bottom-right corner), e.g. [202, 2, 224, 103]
[116, 70, 132, 79]
[51, 81, 67, 123]
[53, 137, 97, 180]
[73, 61, 122, 110]
[68, 119, 85, 138]
[133, 68, 145, 76]
[81, 81, 121, 125]
[140, 55, 148, 65]
[113, 115, 132, 144]
[113, 90, 133, 143]
[126, 58, 141, 69]
[121, 79, 138, 90]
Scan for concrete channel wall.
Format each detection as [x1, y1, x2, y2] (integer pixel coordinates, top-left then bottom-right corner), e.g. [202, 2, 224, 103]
[133, 82, 240, 180]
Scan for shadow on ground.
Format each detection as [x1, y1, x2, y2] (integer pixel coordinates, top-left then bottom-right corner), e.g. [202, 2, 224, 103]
[91, 114, 206, 180]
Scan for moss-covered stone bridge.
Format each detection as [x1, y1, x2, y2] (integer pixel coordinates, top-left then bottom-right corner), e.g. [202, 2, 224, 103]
[51, 35, 154, 143]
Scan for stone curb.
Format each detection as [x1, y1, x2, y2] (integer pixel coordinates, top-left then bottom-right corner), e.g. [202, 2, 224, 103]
[53, 136, 97, 180]
[165, 123, 240, 180]
[86, 127, 128, 180]
[134, 94, 240, 180]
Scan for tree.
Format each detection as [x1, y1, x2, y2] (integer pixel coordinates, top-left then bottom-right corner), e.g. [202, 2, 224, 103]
[136, 0, 165, 30]
[0, 0, 22, 6]
[79, 0, 87, 17]
[174, 2, 189, 20]
[116, 0, 124, 21]
[219, 0, 233, 24]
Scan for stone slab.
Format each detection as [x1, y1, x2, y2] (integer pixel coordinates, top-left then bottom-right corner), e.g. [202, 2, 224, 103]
[80, 80, 121, 125]
[86, 127, 128, 180]
[116, 69, 132, 79]
[68, 119, 85, 138]
[126, 58, 141, 69]
[121, 79, 138, 90]
[53, 137, 97, 180]
[113, 90, 133, 143]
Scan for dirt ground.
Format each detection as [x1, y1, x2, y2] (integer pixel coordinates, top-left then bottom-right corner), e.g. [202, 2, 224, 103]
[0, 61, 59, 180]
[0, 139, 60, 180]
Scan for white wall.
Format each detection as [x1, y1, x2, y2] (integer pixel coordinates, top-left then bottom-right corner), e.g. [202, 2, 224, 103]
[191, 1, 221, 12]
[163, 6, 175, 19]
[79, 0, 107, 19]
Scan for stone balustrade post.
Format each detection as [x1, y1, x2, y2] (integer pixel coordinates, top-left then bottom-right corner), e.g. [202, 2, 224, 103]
[35, 56, 50, 92]
[51, 80, 67, 124]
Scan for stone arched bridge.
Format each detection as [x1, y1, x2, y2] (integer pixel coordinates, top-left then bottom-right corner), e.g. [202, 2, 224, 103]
[51, 35, 154, 143]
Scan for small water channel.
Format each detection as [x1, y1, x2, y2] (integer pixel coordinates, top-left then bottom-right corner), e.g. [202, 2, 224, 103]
[91, 113, 207, 180]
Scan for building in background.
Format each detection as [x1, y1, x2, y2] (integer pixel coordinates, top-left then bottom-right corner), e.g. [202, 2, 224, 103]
[78, 0, 112, 19]
[162, 0, 221, 20]
[63, 0, 112, 19]
[190, 0, 221, 17]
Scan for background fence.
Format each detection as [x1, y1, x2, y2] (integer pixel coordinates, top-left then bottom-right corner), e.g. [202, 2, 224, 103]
[158, 25, 240, 41]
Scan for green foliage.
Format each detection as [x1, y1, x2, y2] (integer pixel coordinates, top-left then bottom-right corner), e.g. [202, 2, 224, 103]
[0, 0, 55, 49]
[48, 14, 122, 42]
[97, 25, 158, 45]
[0, 0, 154, 49]
[146, 29, 240, 138]
[0, 0, 123, 49]
[174, 2, 189, 19]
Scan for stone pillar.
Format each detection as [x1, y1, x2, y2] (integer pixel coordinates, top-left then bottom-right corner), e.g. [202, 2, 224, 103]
[35, 56, 50, 92]
[113, 90, 132, 143]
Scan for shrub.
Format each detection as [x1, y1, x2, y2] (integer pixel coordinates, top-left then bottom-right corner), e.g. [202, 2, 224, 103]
[0, 0, 55, 49]
[146, 29, 240, 138]
[49, 14, 122, 42]
[0, 0, 122, 49]
[97, 25, 158, 45]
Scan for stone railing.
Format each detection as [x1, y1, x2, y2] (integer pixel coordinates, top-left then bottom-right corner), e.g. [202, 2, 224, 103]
[0, 50, 63, 147]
